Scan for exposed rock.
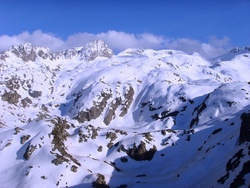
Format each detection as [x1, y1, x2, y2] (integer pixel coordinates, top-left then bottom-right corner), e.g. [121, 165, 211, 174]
[230, 160, 250, 188]
[29, 90, 42, 98]
[0, 53, 8, 61]
[107, 142, 114, 149]
[11, 43, 37, 62]
[91, 128, 98, 139]
[92, 174, 110, 188]
[41, 104, 48, 112]
[190, 94, 210, 128]
[82, 40, 113, 62]
[161, 130, 167, 135]
[226, 149, 244, 172]
[106, 132, 117, 142]
[218, 149, 245, 184]
[2, 91, 21, 104]
[125, 141, 157, 161]
[152, 110, 179, 120]
[41, 175, 47, 180]
[114, 129, 128, 135]
[144, 132, 153, 141]
[239, 112, 250, 144]
[104, 97, 122, 125]
[21, 97, 32, 108]
[51, 153, 69, 166]
[211, 128, 222, 135]
[23, 144, 37, 160]
[119, 86, 134, 117]
[97, 146, 103, 152]
[78, 128, 87, 143]
[21, 135, 30, 144]
[75, 91, 112, 123]
[50, 117, 81, 166]
[4, 76, 21, 91]
[70, 165, 78, 172]
[14, 127, 24, 135]
[77, 125, 99, 142]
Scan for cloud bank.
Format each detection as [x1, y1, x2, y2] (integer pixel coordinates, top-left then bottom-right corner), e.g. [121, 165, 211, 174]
[0, 30, 232, 58]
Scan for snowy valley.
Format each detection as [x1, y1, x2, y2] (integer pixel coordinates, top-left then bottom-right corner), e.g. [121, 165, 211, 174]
[0, 40, 250, 188]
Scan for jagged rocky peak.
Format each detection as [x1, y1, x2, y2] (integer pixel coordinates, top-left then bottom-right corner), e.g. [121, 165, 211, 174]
[10, 42, 37, 62]
[80, 40, 113, 61]
[5, 40, 113, 62]
[8, 42, 56, 62]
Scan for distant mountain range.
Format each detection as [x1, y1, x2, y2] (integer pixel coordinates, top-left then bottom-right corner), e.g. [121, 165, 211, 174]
[0, 40, 249, 188]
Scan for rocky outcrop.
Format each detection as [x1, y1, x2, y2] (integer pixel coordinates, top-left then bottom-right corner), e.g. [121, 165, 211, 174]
[239, 112, 250, 144]
[11, 43, 37, 62]
[28, 90, 42, 98]
[1, 91, 21, 104]
[50, 117, 81, 166]
[190, 94, 210, 128]
[23, 143, 37, 160]
[82, 40, 113, 62]
[119, 86, 134, 117]
[21, 97, 32, 108]
[120, 141, 157, 161]
[75, 92, 112, 123]
[7, 40, 113, 63]
[104, 97, 122, 125]
[78, 125, 99, 142]
[92, 174, 110, 188]
[21, 135, 30, 144]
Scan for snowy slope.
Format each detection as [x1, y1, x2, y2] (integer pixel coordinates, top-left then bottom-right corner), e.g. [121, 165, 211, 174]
[0, 41, 250, 188]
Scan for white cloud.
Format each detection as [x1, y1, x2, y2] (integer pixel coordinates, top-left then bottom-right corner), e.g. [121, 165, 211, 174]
[0, 30, 232, 58]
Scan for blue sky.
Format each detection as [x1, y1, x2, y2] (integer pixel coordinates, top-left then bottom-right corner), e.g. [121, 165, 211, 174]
[0, 0, 249, 58]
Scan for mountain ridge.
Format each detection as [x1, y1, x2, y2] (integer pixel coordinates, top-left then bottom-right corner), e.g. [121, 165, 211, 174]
[0, 40, 113, 62]
[0, 40, 250, 188]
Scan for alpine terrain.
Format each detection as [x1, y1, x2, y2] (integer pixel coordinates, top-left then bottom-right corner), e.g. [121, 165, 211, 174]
[0, 40, 250, 188]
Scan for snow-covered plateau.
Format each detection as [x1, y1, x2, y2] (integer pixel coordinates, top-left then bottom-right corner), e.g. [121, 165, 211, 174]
[0, 40, 250, 188]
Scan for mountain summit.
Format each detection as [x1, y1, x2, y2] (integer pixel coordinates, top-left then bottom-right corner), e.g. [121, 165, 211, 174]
[0, 43, 250, 188]
[2, 40, 113, 62]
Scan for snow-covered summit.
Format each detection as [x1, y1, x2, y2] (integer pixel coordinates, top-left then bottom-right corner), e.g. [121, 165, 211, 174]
[80, 40, 113, 61]
[214, 46, 250, 61]
[0, 44, 250, 188]
[230, 46, 250, 53]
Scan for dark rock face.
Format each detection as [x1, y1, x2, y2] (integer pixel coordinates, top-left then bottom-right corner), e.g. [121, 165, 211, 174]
[70, 165, 78, 172]
[106, 132, 117, 142]
[230, 160, 250, 188]
[4, 76, 21, 91]
[119, 86, 134, 117]
[11, 43, 37, 62]
[104, 97, 122, 125]
[75, 92, 112, 123]
[218, 149, 246, 185]
[239, 112, 250, 145]
[29, 90, 42, 98]
[1, 91, 21, 104]
[92, 174, 110, 188]
[125, 141, 157, 161]
[21, 135, 31, 144]
[23, 144, 37, 160]
[50, 117, 81, 166]
[21, 97, 32, 108]
[190, 94, 210, 128]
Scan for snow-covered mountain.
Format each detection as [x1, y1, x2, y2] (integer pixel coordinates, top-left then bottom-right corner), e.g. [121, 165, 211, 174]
[0, 40, 250, 188]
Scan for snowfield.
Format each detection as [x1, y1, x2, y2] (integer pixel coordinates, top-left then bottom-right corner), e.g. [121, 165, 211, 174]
[0, 41, 250, 188]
